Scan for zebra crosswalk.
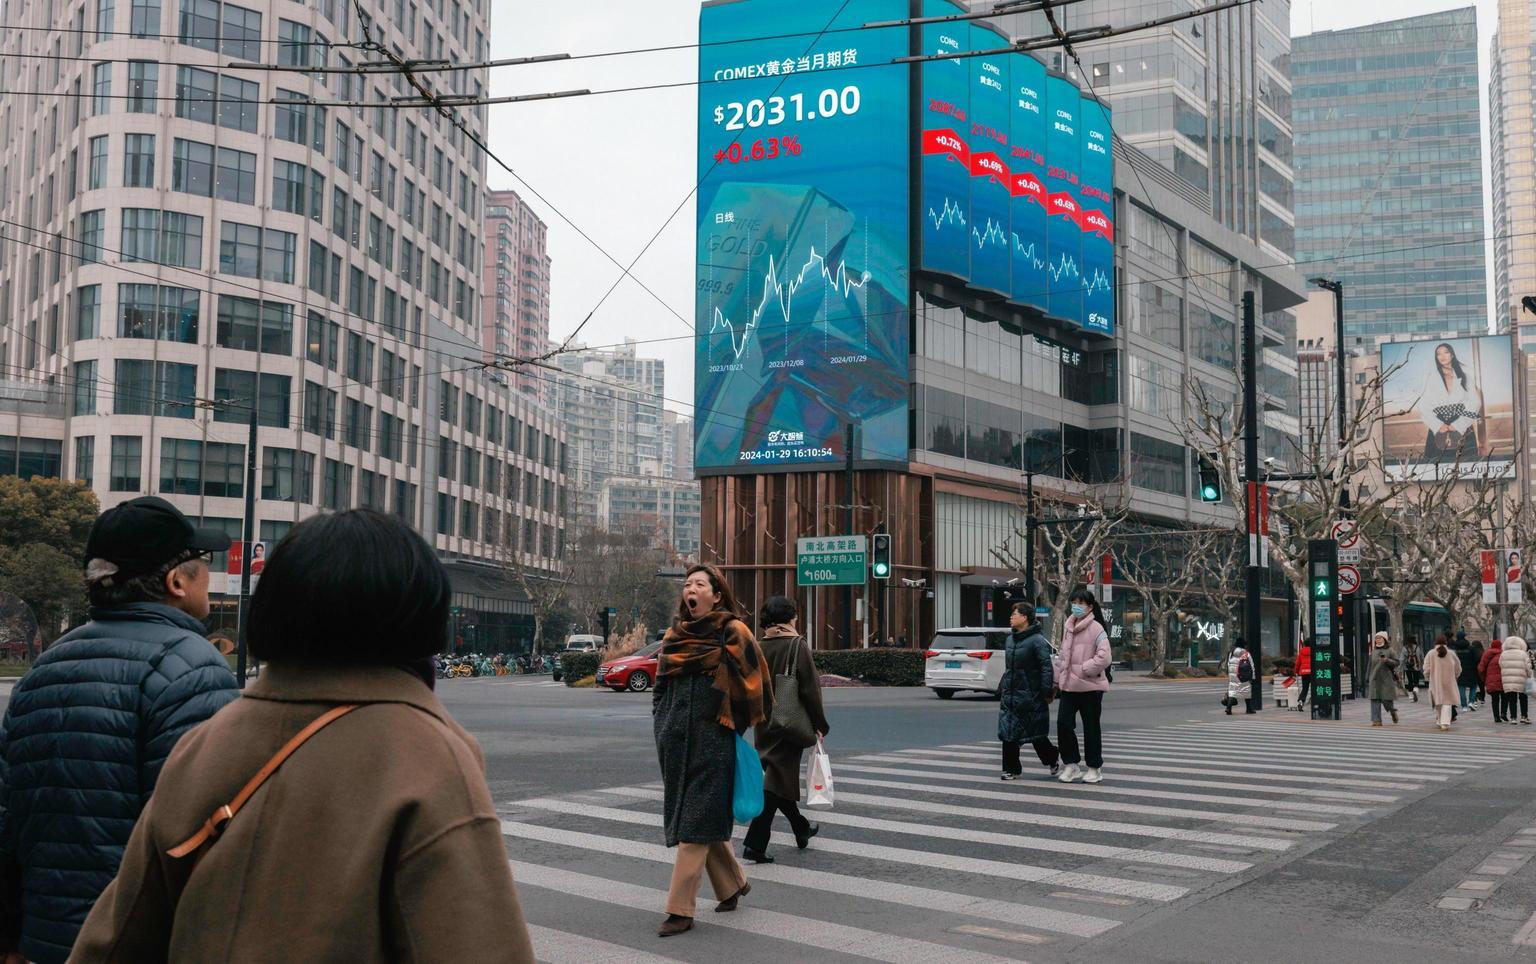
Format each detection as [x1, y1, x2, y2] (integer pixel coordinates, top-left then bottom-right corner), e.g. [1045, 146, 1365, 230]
[503, 718, 1536, 963]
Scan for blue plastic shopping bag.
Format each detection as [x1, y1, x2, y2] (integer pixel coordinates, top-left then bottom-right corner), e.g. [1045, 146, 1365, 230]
[732, 732, 764, 823]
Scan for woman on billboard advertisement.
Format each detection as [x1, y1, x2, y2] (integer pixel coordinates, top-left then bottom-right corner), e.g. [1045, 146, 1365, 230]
[1415, 342, 1483, 460]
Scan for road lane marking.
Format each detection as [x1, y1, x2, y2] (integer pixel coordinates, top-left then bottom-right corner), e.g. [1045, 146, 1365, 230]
[507, 801, 1189, 901]
[854, 754, 1398, 804]
[835, 763, 1369, 816]
[830, 775, 1335, 832]
[510, 860, 1029, 964]
[595, 787, 1252, 872]
[527, 924, 682, 964]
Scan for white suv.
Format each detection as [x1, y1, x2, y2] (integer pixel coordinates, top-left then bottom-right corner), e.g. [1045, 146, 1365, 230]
[924, 627, 1010, 698]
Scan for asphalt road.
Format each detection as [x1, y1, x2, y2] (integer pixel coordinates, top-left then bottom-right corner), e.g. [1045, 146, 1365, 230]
[6, 675, 1536, 962]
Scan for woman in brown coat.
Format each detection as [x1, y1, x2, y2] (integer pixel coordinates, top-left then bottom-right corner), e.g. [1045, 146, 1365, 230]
[743, 595, 830, 864]
[68, 510, 535, 963]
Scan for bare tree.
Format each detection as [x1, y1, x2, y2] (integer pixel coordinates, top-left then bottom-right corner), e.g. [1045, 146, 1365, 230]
[488, 515, 574, 655]
[1112, 526, 1223, 672]
[991, 482, 1128, 646]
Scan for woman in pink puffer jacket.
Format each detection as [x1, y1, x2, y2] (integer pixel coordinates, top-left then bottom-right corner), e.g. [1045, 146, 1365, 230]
[1055, 588, 1113, 785]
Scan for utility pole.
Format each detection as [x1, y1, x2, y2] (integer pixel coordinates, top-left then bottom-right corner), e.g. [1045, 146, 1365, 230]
[844, 421, 856, 648]
[1242, 290, 1263, 710]
[1311, 276, 1357, 692]
[1024, 471, 1037, 608]
[235, 407, 257, 689]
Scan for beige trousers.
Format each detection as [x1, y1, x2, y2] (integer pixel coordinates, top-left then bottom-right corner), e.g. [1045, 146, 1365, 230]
[666, 841, 747, 917]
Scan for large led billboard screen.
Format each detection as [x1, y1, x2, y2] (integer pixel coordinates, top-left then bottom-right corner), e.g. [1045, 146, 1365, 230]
[915, 2, 1114, 335]
[1380, 335, 1517, 480]
[695, 0, 910, 471]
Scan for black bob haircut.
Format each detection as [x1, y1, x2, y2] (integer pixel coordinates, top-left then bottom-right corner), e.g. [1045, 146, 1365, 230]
[759, 594, 798, 629]
[246, 509, 450, 663]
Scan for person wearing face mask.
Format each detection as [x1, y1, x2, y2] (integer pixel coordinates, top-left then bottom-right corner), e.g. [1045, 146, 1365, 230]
[1055, 589, 1113, 784]
[1366, 632, 1401, 726]
[653, 564, 771, 938]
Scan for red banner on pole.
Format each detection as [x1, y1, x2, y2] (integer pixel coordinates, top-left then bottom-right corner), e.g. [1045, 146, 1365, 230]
[1482, 549, 1498, 605]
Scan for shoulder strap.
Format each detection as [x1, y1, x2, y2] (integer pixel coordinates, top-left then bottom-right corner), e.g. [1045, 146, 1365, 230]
[167, 703, 360, 859]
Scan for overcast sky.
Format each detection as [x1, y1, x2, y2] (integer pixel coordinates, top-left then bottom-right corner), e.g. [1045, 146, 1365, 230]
[484, 0, 1503, 412]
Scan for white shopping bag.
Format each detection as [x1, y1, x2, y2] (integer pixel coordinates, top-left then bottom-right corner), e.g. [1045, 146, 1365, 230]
[805, 736, 835, 808]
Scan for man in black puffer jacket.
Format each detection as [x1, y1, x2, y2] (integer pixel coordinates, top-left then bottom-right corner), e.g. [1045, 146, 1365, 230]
[0, 496, 238, 963]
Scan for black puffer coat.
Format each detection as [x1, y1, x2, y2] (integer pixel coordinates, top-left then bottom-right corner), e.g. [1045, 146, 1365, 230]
[998, 625, 1055, 744]
[0, 603, 238, 963]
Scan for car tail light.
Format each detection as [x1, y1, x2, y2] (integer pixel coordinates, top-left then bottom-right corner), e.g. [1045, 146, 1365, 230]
[923, 650, 939, 659]
[967, 651, 993, 660]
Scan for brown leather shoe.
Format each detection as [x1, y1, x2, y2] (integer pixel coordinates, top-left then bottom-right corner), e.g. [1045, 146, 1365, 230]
[715, 882, 751, 912]
[658, 915, 693, 937]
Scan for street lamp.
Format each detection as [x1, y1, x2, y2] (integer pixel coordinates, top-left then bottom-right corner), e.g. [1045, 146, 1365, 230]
[1307, 277, 1346, 460]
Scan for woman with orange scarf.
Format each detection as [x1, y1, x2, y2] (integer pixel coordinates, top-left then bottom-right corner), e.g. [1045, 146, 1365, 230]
[653, 564, 771, 937]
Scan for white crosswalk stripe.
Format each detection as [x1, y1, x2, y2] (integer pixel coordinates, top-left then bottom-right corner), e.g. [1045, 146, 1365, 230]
[508, 719, 1536, 961]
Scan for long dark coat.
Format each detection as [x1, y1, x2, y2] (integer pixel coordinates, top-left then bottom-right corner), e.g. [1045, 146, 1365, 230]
[754, 632, 830, 800]
[1365, 649, 1401, 701]
[653, 671, 736, 847]
[998, 625, 1055, 743]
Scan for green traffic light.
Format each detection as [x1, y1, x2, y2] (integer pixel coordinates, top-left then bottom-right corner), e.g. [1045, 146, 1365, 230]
[873, 562, 889, 577]
[1200, 484, 1219, 501]
[1313, 578, 1332, 598]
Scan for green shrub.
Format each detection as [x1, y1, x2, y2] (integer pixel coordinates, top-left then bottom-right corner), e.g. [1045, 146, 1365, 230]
[561, 652, 600, 686]
[811, 649, 924, 686]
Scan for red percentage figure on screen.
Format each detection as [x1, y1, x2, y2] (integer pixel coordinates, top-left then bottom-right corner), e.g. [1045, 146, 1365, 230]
[782, 135, 802, 154]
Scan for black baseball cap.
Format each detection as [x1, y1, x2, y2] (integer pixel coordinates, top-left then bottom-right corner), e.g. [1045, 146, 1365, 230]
[84, 496, 231, 579]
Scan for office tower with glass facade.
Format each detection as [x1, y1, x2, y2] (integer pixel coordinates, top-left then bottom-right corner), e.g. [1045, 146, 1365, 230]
[0, 0, 567, 649]
[1293, 9, 1486, 344]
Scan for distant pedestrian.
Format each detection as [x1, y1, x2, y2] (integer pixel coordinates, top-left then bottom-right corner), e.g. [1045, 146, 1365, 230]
[0, 496, 237, 964]
[68, 509, 535, 962]
[654, 564, 770, 938]
[1455, 636, 1480, 710]
[1497, 636, 1530, 725]
[1469, 635, 1487, 706]
[998, 602, 1060, 780]
[1055, 590, 1112, 784]
[1367, 632, 1401, 726]
[1402, 646, 1423, 702]
[1224, 644, 1255, 715]
[1423, 637, 1461, 731]
[1480, 638, 1506, 722]
[744, 595, 828, 864]
[1294, 639, 1314, 712]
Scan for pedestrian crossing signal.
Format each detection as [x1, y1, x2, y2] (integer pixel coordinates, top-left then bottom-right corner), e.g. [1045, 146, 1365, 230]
[1313, 577, 1332, 598]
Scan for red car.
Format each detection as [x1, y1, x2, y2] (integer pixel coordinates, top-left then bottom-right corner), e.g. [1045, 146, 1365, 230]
[597, 641, 662, 692]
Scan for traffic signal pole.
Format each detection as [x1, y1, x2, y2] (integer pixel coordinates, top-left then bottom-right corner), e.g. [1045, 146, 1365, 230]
[844, 422, 856, 649]
[1242, 291, 1263, 710]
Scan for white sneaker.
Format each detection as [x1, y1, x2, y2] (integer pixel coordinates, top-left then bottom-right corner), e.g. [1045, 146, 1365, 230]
[1057, 763, 1082, 783]
[1082, 767, 1103, 784]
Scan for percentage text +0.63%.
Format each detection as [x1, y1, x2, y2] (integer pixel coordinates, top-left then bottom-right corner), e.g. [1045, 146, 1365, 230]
[713, 135, 802, 165]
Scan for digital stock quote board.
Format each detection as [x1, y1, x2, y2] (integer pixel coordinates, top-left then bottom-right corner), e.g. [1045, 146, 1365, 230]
[695, 0, 911, 471]
[918, 0, 1115, 335]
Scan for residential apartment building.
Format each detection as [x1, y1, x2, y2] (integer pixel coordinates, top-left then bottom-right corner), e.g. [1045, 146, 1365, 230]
[481, 187, 550, 400]
[1293, 9, 1487, 343]
[0, 0, 566, 650]
[550, 339, 671, 528]
[597, 475, 701, 561]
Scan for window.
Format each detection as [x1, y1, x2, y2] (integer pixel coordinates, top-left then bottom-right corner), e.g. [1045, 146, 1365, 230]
[92, 63, 111, 114]
[121, 208, 202, 267]
[108, 436, 142, 491]
[217, 74, 258, 132]
[174, 66, 216, 123]
[322, 458, 351, 509]
[461, 444, 478, 486]
[303, 380, 336, 438]
[393, 481, 416, 520]
[118, 284, 199, 342]
[1129, 432, 1187, 496]
[78, 210, 104, 263]
[274, 91, 326, 151]
[214, 146, 256, 204]
[218, 221, 260, 277]
[130, 0, 160, 36]
[459, 499, 477, 540]
[439, 437, 455, 480]
[88, 135, 107, 189]
[73, 360, 97, 415]
[74, 436, 96, 488]
[75, 284, 101, 339]
[215, 295, 292, 354]
[127, 60, 157, 112]
[123, 133, 155, 187]
[114, 359, 196, 417]
[96, 0, 115, 38]
[436, 493, 454, 535]
[260, 229, 295, 284]
[159, 438, 244, 498]
[171, 138, 213, 196]
[214, 369, 291, 427]
[179, 0, 260, 59]
[262, 447, 310, 501]
[277, 19, 313, 67]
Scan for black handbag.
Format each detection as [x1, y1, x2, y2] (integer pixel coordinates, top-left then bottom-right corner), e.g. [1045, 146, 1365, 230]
[762, 636, 817, 749]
